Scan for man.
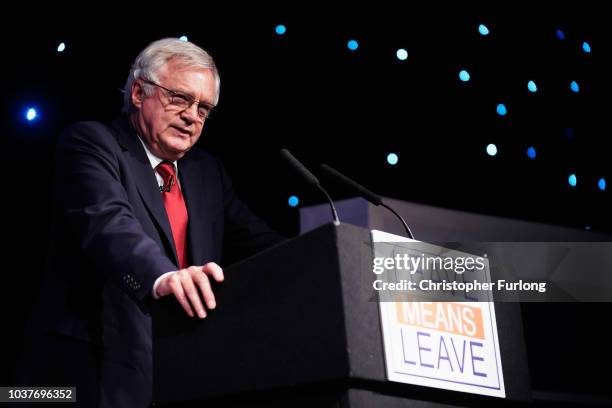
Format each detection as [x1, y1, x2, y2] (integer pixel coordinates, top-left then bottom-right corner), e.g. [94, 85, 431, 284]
[18, 38, 282, 407]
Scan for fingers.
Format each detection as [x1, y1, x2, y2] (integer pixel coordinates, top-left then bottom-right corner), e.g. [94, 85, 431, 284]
[202, 262, 224, 282]
[180, 269, 207, 319]
[193, 272, 214, 310]
[167, 274, 194, 318]
[164, 264, 225, 319]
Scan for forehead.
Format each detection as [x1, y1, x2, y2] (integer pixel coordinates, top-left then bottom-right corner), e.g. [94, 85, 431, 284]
[157, 59, 216, 104]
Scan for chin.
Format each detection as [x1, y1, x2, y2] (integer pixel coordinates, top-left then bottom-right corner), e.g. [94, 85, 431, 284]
[166, 145, 191, 159]
[163, 137, 191, 151]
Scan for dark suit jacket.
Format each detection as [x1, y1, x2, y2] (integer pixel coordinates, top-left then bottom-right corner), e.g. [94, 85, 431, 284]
[25, 116, 282, 407]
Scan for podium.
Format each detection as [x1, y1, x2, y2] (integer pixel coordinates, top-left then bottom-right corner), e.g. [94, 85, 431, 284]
[152, 223, 530, 407]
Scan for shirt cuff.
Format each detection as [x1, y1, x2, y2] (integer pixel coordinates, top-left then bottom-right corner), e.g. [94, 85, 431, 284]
[152, 271, 177, 299]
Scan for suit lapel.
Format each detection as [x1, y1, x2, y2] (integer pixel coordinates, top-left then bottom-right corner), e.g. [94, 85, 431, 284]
[111, 117, 179, 267]
[178, 156, 214, 266]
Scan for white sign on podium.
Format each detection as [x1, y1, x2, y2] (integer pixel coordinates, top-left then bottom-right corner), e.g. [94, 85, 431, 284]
[373, 230, 505, 399]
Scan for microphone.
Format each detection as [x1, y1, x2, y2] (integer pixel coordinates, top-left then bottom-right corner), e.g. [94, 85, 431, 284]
[280, 149, 340, 226]
[320, 163, 414, 239]
[159, 176, 175, 193]
[159, 175, 175, 193]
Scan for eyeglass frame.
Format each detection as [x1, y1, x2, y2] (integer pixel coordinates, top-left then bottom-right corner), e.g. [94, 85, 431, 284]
[141, 78, 217, 120]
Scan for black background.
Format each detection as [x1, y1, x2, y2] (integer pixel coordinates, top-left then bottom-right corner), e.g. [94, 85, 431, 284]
[2, 4, 611, 403]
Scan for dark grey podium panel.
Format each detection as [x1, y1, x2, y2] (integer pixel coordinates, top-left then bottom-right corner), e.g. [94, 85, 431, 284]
[300, 197, 610, 241]
[152, 223, 530, 407]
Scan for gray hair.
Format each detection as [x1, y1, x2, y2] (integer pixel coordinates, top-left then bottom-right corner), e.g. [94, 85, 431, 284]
[122, 38, 220, 113]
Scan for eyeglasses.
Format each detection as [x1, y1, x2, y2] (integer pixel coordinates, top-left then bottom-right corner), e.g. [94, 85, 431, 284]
[142, 79, 217, 120]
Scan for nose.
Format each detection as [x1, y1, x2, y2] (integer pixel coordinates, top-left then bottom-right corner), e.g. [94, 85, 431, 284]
[179, 102, 201, 124]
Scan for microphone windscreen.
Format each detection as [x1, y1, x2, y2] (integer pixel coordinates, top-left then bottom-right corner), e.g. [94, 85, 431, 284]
[320, 163, 383, 205]
[280, 149, 320, 186]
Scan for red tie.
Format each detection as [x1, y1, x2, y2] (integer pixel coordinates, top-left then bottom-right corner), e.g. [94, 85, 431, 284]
[156, 161, 189, 269]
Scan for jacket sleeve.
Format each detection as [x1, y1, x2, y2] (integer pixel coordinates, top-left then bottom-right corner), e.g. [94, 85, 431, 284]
[55, 122, 177, 308]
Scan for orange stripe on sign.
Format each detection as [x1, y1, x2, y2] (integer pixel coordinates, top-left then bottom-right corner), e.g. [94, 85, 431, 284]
[395, 302, 485, 340]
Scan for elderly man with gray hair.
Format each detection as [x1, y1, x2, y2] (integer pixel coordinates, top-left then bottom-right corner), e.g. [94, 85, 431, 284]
[17, 38, 282, 408]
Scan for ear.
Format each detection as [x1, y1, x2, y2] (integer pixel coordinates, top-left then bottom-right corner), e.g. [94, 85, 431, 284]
[131, 80, 145, 109]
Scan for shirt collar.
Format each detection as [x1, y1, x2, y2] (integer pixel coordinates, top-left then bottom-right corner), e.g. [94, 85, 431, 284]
[137, 137, 178, 174]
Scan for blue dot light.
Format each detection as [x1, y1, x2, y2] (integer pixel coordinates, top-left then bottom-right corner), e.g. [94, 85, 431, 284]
[527, 146, 536, 159]
[57, 42, 66, 53]
[459, 70, 470, 82]
[527, 80, 537, 92]
[25, 108, 37, 121]
[496, 103, 507, 116]
[478, 24, 490, 36]
[598, 178, 606, 191]
[396, 48, 408, 61]
[275, 25, 286, 35]
[347, 39, 359, 51]
[582, 41, 591, 53]
[486, 144, 498, 156]
[387, 153, 399, 165]
[556, 29, 565, 40]
[570, 81, 580, 93]
[568, 173, 577, 187]
[288, 195, 299, 207]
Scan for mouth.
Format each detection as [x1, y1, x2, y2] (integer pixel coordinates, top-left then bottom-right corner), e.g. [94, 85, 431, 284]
[170, 125, 192, 137]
